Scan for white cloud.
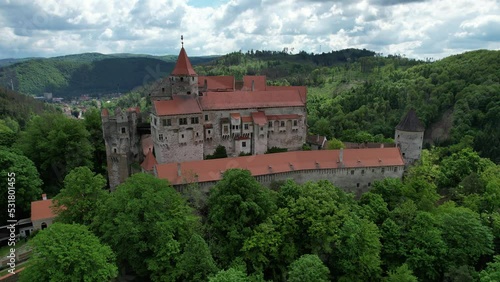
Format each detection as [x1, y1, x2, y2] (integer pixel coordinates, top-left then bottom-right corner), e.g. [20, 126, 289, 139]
[0, 0, 498, 59]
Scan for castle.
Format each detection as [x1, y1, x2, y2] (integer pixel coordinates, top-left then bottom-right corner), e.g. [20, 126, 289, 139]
[101, 44, 425, 191]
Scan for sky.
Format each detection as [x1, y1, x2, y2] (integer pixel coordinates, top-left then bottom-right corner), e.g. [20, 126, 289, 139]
[0, 0, 499, 60]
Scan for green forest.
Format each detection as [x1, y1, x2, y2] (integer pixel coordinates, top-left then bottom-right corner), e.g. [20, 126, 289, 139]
[0, 53, 215, 97]
[0, 47, 499, 281]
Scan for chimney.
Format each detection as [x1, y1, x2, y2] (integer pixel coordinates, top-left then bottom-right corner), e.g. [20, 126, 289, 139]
[177, 163, 181, 177]
[339, 148, 344, 167]
[204, 79, 207, 91]
[251, 80, 255, 91]
[42, 194, 47, 200]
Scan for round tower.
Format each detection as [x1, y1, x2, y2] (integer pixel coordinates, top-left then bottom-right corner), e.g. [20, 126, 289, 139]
[395, 109, 425, 165]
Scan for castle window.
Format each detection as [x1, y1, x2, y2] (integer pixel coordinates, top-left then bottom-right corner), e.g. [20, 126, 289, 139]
[381, 168, 385, 174]
[223, 125, 229, 134]
[293, 120, 298, 127]
[268, 121, 272, 127]
[242, 141, 247, 147]
[180, 77, 184, 82]
[196, 132, 199, 137]
[402, 153, 406, 156]
[162, 87, 165, 93]
[394, 167, 397, 172]
[357, 183, 360, 188]
[192, 77, 194, 81]
[372, 169, 375, 173]
[351, 170, 354, 175]
[368, 182, 371, 187]
[397, 134, 400, 138]
[361, 169, 365, 175]
[208, 129, 211, 134]
[280, 121, 285, 127]
[166, 119, 171, 126]
[159, 134, 164, 141]
[192, 117, 199, 124]
[121, 127, 126, 134]
[181, 134, 184, 138]
[244, 124, 249, 130]
[179, 118, 187, 125]
[113, 148, 117, 153]
[187, 91, 191, 95]
[205, 114, 208, 121]
[154, 118, 157, 126]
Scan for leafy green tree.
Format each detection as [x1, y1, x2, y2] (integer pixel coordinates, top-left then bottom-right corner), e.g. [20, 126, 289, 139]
[480, 256, 500, 282]
[287, 254, 330, 282]
[0, 120, 16, 147]
[16, 113, 93, 192]
[370, 178, 405, 210]
[405, 212, 446, 281]
[359, 192, 389, 224]
[177, 234, 219, 281]
[385, 264, 418, 282]
[83, 108, 107, 175]
[19, 223, 117, 282]
[206, 145, 228, 159]
[0, 147, 43, 223]
[326, 138, 345, 150]
[209, 268, 250, 282]
[52, 166, 108, 225]
[436, 203, 494, 269]
[92, 173, 197, 281]
[335, 216, 382, 281]
[208, 169, 276, 267]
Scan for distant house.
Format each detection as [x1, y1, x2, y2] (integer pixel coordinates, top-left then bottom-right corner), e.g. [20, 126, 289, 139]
[31, 194, 56, 231]
[306, 134, 327, 150]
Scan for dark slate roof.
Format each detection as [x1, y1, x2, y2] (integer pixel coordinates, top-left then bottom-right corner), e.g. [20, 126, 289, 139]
[396, 109, 425, 132]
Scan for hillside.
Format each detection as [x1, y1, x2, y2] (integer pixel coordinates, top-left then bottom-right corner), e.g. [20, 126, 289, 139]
[0, 53, 216, 97]
[193, 49, 500, 163]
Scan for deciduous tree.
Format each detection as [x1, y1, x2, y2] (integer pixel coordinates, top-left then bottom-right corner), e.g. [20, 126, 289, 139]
[19, 223, 117, 282]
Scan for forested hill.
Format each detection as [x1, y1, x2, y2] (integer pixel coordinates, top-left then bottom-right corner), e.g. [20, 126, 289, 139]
[194, 49, 500, 163]
[0, 53, 216, 97]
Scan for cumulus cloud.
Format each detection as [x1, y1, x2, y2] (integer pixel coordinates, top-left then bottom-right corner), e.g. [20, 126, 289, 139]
[0, 0, 498, 59]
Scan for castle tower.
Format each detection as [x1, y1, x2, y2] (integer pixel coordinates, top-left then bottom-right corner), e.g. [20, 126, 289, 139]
[101, 107, 142, 190]
[395, 109, 425, 165]
[169, 46, 199, 96]
[150, 41, 199, 101]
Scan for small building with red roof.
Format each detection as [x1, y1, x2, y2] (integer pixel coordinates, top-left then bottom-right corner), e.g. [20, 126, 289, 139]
[31, 194, 56, 231]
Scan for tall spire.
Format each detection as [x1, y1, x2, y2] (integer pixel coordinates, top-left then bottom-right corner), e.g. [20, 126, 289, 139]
[171, 37, 197, 76]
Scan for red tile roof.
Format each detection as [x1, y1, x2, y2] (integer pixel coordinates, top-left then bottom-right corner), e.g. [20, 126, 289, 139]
[156, 148, 404, 185]
[198, 76, 235, 91]
[230, 113, 241, 119]
[31, 199, 56, 221]
[141, 149, 158, 171]
[154, 96, 202, 116]
[101, 108, 109, 117]
[267, 114, 301, 120]
[242, 116, 253, 123]
[171, 47, 197, 76]
[141, 135, 153, 156]
[242, 75, 267, 91]
[267, 85, 307, 104]
[252, 111, 267, 126]
[199, 90, 304, 110]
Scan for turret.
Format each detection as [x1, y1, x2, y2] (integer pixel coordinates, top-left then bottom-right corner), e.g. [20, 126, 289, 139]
[169, 46, 198, 96]
[395, 109, 425, 165]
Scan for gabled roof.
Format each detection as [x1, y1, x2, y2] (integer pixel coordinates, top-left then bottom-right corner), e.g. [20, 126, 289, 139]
[198, 90, 304, 110]
[31, 198, 55, 221]
[267, 85, 307, 104]
[396, 109, 425, 132]
[141, 149, 158, 171]
[156, 148, 404, 185]
[154, 96, 202, 116]
[251, 111, 267, 126]
[242, 75, 267, 91]
[171, 47, 197, 76]
[198, 76, 235, 91]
